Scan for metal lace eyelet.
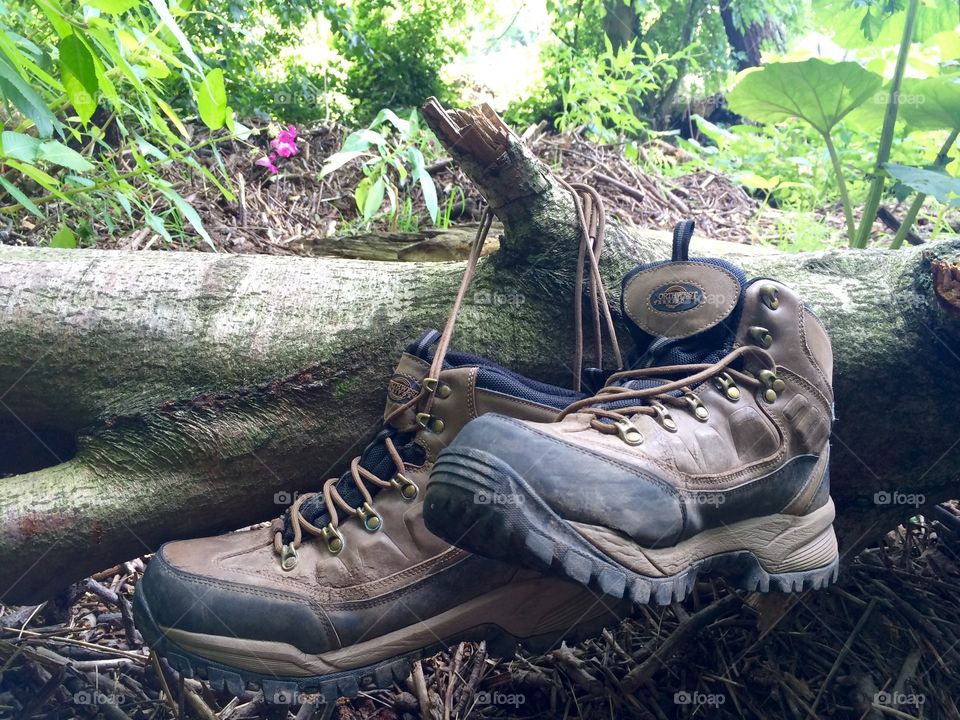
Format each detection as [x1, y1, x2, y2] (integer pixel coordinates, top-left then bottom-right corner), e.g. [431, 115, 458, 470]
[423, 378, 452, 399]
[683, 391, 709, 422]
[758, 369, 786, 403]
[714, 372, 741, 401]
[280, 544, 298, 571]
[748, 326, 773, 349]
[320, 523, 345, 554]
[416, 412, 445, 433]
[649, 401, 678, 432]
[759, 284, 780, 310]
[390, 472, 419, 501]
[356, 502, 382, 532]
[614, 418, 643, 446]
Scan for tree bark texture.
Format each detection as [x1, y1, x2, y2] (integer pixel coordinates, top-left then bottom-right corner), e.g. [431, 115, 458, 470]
[0, 101, 958, 604]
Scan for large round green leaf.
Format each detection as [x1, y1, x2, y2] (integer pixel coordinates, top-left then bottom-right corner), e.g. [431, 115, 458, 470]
[898, 77, 960, 131]
[814, 0, 959, 49]
[885, 163, 960, 206]
[726, 59, 884, 136]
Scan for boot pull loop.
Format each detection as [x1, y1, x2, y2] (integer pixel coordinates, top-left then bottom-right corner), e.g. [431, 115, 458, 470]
[672, 219, 695, 262]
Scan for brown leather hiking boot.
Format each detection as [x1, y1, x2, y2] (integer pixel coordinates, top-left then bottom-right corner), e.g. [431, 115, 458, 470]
[133, 187, 629, 702]
[425, 221, 839, 606]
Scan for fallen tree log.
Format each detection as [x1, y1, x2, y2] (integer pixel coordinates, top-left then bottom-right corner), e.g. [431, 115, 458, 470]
[0, 100, 958, 604]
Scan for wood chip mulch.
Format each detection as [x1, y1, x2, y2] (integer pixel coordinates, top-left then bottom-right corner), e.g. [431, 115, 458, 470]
[2, 504, 958, 719]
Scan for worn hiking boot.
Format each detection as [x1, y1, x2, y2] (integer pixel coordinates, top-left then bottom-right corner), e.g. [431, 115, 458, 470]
[425, 220, 839, 606]
[133, 186, 629, 702]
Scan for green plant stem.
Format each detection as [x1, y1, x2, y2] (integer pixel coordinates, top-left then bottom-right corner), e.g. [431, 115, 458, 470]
[0, 135, 230, 215]
[891, 128, 959, 249]
[823, 131, 856, 243]
[852, 0, 920, 249]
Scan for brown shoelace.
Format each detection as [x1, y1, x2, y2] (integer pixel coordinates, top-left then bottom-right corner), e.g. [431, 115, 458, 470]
[274, 183, 623, 564]
[559, 345, 780, 443]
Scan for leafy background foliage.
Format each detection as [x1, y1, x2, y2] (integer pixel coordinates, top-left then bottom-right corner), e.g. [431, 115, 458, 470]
[0, 0, 957, 249]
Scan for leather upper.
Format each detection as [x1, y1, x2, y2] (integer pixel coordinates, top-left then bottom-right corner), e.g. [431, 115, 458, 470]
[438, 277, 834, 550]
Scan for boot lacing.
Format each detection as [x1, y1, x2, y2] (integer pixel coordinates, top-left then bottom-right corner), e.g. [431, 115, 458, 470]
[274, 183, 622, 564]
[560, 345, 782, 444]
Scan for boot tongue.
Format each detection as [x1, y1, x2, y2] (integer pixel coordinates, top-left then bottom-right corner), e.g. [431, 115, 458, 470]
[279, 330, 439, 541]
[620, 221, 748, 375]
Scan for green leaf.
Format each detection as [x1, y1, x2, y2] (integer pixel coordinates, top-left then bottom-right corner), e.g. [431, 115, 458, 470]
[898, 77, 960, 131]
[0, 175, 42, 217]
[59, 34, 99, 124]
[148, 0, 204, 73]
[0, 54, 58, 137]
[85, 0, 140, 13]
[320, 150, 366, 178]
[163, 187, 216, 250]
[6, 159, 66, 200]
[419, 171, 438, 223]
[362, 176, 385, 220]
[343, 129, 386, 152]
[50, 224, 77, 248]
[814, 0, 958, 48]
[196, 67, 226, 130]
[885, 164, 960, 207]
[726, 59, 883, 137]
[1, 131, 40, 162]
[36, 140, 94, 171]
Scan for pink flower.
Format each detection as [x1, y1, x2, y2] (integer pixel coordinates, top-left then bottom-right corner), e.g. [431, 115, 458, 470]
[256, 152, 278, 174]
[271, 125, 298, 158]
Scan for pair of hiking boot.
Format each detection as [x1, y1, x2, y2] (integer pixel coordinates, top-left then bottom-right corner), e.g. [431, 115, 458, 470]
[133, 188, 838, 703]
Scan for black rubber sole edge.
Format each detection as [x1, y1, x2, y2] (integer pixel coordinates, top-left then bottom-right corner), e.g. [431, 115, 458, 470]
[132, 576, 629, 705]
[424, 448, 839, 607]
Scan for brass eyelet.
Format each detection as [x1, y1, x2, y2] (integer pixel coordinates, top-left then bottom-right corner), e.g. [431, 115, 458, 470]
[748, 326, 773, 349]
[759, 284, 780, 310]
[423, 378, 452, 399]
[320, 523, 345, 554]
[390, 472, 419, 501]
[280, 544, 298, 571]
[714, 372, 740, 401]
[356, 502, 382, 532]
[416, 412, 445, 433]
[683, 391, 709, 422]
[649, 401, 678, 432]
[758, 369, 786, 403]
[614, 418, 643, 446]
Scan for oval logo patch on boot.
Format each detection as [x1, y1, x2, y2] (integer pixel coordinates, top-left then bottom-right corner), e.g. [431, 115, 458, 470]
[387, 375, 420, 403]
[651, 282, 704, 312]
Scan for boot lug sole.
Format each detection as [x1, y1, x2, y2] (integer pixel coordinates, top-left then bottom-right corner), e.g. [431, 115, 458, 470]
[133, 575, 627, 705]
[425, 448, 839, 607]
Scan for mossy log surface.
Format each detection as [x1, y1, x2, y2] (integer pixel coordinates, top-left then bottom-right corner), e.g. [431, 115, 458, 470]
[0, 102, 958, 603]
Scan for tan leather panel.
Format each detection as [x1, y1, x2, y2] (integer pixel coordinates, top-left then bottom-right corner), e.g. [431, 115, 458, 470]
[623, 261, 741, 339]
[474, 388, 561, 423]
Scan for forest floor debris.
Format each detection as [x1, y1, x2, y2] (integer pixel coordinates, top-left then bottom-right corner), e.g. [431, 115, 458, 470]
[1, 504, 958, 719]
[4, 122, 953, 256]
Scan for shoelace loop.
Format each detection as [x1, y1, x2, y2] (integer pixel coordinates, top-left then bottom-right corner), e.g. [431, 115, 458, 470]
[274, 183, 622, 566]
[561, 345, 782, 441]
